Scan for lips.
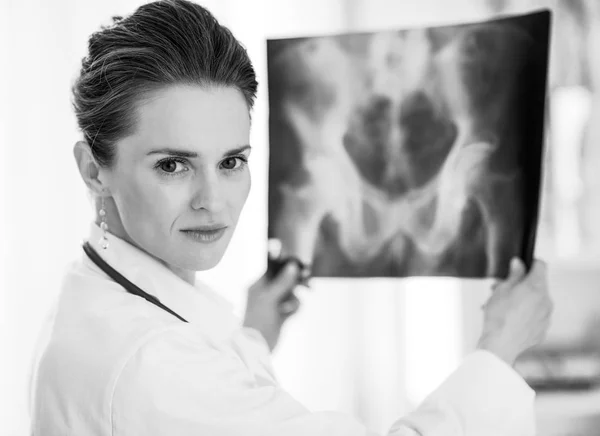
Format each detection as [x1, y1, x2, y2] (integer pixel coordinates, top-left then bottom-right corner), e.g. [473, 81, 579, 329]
[179, 226, 228, 243]
[180, 225, 227, 232]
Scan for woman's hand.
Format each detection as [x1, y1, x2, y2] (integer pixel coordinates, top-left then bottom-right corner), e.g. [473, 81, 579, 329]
[477, 258, 553, 366]
[243, 262, 303, 352]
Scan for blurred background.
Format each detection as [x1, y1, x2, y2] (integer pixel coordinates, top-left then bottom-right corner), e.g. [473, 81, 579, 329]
[1, 0, 599, 435]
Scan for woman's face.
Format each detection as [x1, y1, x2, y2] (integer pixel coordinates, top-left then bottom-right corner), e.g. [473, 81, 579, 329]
[102, 85, 251, 273]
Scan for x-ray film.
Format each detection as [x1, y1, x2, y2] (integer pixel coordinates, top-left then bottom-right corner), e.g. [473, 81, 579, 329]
[266, 10, 551, 278]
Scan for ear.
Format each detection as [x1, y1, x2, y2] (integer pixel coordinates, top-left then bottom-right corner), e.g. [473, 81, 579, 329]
[73, 141, 110, 196]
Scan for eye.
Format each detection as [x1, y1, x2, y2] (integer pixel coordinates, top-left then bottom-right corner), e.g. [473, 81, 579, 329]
[160, 160, 178, 173]
[220, 156, 247, 171]
[154, 157, 189, 176]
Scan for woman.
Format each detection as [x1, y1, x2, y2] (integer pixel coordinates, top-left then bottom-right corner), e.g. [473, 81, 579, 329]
[29, 1, 553, 435]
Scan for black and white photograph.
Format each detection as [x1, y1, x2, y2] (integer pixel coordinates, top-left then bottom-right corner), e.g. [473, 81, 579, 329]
[267, 11, 550, 278]
[4, 1, 600, 435]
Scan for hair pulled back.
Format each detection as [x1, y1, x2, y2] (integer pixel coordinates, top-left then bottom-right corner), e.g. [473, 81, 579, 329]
[72, 0, 258, 167]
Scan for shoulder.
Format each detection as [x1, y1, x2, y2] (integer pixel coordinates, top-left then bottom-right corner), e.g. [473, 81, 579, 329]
[32, 257, 189, 405]
[30, 260, 197, 433]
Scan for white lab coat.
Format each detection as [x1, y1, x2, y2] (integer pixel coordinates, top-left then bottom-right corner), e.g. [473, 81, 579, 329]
[29, 223, 536, 436]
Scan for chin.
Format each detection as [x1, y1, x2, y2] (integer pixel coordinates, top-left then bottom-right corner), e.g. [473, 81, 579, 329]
[167, 251, 223, 273]
[179, 239, 230, 272]
[191, 255, 223, 272]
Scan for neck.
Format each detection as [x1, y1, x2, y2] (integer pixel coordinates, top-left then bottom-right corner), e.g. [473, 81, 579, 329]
[165, 265, 196, 285]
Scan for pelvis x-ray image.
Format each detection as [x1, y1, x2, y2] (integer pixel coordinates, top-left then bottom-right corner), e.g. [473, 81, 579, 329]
[266, 11, 551, 278]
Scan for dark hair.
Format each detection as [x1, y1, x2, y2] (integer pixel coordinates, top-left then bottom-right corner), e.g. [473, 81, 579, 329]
[72, 0, 258, 167]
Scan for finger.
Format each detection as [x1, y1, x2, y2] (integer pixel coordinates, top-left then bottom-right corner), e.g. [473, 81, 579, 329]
[267, 238, 283, 260]
[528, 259, 547, 276]
[279, 294, 301, 315]
[532, 258, 548, 270]
[280, 300, 300, 315]
[498, 257, 527, 290]
[524, 259, 548, 287]
[509, 257, 527, 278]
[298, 278, 312, 290]
[269, 261, 300, 299]
[298, 267, 313, 290]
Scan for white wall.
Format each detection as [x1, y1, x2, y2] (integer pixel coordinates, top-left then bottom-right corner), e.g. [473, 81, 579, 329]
[347, 0, 492, 30]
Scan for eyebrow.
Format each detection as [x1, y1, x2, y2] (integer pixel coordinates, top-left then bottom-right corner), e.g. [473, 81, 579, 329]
[147, 145, 251, 158]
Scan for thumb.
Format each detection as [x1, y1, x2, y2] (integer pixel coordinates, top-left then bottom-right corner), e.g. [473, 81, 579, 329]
[269, 261, 300, 300]
[279, 293, 301, 316]
[499, 257, 527, 290]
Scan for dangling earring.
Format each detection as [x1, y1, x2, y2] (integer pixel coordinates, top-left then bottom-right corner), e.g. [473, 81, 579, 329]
[98, 196, 109, 250]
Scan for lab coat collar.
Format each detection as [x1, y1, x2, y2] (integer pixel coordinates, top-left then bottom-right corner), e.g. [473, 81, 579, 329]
[85, 222, 240, 336]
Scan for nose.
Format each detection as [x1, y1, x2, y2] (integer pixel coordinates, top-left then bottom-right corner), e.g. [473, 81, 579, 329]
[190, 169, 226, 213]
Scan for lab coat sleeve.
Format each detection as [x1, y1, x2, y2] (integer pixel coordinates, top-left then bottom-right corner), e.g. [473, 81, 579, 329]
[110, 326, 534, 436]
[388, 350, 536, 436]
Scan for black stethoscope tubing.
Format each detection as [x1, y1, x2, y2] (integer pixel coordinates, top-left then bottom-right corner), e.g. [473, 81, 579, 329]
[82, 241, 188, 323]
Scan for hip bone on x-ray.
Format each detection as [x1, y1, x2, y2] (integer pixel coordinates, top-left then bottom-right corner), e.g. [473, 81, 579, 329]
[266, 10, 551, 279]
